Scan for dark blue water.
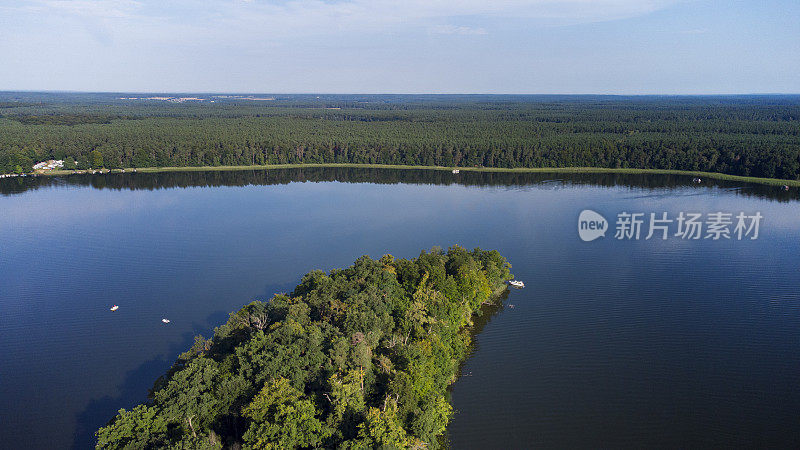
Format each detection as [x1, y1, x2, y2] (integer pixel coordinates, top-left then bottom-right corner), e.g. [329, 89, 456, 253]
[0, 169, 798, 448]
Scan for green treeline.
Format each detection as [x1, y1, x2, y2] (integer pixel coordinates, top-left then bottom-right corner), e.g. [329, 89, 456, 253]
[96, 246, 513, 449]
[0, 95, 799, 180]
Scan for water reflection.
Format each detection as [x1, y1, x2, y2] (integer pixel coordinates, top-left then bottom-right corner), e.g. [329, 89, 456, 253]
[1, 168, 798, 448]
[1, 167, 798, 202]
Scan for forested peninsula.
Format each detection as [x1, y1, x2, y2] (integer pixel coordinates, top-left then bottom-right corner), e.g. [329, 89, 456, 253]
[96, 247, 513, 449]
[1, 93, 799, 181]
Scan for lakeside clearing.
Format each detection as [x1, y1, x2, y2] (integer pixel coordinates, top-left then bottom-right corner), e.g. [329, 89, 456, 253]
[39, 163, 800, 187]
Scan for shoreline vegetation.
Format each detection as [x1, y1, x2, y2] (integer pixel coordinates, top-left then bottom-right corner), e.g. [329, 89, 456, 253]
[2, 94, 799, 185]
[36, 163, 800, 187]
[96, 247, 513, 449]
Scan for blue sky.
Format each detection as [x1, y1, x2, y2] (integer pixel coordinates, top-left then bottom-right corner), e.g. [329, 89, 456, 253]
[0, 0, 798, 93]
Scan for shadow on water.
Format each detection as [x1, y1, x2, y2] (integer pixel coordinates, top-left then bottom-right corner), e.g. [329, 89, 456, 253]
[460, 288, 512, 371]
[71, 352, 178, 450]
[70, 311, 227, 449]
[440, 288, 511, 449]
[70, 281, 296, 449]
[1, 167, 798, 202]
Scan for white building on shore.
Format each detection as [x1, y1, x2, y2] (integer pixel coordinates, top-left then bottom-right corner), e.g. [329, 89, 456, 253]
[32, 160, 64, 171]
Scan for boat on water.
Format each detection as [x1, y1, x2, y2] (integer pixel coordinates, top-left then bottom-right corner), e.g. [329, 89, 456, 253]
[452, 169, 460, 174]
[110, 305, 119, 311]
[692, 177, 702, 183]
[509, 280, 525, 288]
[161, 318, 170, 324]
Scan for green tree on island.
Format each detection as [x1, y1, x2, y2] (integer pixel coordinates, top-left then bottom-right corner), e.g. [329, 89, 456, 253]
[95, 246, 513, 449]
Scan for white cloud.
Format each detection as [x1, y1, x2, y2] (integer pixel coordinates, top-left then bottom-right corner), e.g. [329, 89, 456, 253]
[2, 0, 711, 92]
[431, 24, 488, 35]
[218, 0, 685, 30]
[24, 0, 142, 18]
[17, 0, 686, 39]
[202, 0, 686, 45]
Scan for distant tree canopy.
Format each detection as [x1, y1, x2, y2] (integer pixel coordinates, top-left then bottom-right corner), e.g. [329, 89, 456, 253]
[95, 246, 513, 449]
[1, 94, 799, 180]
[90, 149, 104, 168]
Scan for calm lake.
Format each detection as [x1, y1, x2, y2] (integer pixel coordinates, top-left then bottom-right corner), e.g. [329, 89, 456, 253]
[1, 168, 799, 449]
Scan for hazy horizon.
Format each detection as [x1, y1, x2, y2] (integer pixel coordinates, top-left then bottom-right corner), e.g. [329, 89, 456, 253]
[2, 91, 800, 96]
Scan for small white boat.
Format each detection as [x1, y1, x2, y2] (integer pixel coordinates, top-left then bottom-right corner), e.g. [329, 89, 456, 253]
[110, 305, 119, 311]
[452, 169, 460, 174]
[509, 280, 525, 288]
[161, 318, 170, 324]
[692, 177, 702, 183]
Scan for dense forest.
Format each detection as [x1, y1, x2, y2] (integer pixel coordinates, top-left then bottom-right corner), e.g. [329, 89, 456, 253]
[1, 93, 799, 180]
[96, 247, 513, 449]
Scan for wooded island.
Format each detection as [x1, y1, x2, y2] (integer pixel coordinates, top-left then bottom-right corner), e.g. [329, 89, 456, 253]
[96, 246, 513, 449]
